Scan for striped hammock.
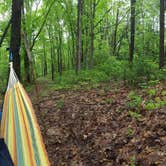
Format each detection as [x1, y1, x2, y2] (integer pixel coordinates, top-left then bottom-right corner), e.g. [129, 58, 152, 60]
[0, 62, 50, 166]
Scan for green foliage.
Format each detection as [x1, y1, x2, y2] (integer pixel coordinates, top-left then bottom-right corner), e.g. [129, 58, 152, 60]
[161, 90, 166, 96]
[148, 89, 156, 97]
[46, 55, 166, 92]
[144, 92, 166, 110]
[127, 128, 134, 137]
[0, 58, 8, 95]
[160, 100, 166, 107]
[124, 57, 159, 86]
[105, 98, 113, 104]
[144, 102, 159, 110]
[57, 99, 64, 109]
[158, 68, 166, 81]
[148, 80, 160, 86]
[95, 56, 164, 87]
[98, 56, 125, 80]
[0, 0, 165, 91]
[130, 156, 136, 166]
[54, 69, 108, 89]
[128, 111, 142, 120]
[127, 91, 142, 111]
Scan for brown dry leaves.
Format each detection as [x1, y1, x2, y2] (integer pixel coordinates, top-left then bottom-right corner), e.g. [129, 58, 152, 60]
[33, 81, 166, 166]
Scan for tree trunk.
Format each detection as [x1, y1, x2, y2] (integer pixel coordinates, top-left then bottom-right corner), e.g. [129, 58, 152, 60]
[159, 0, 165, 69]
[24, 49, 30, 82]
[76, 0, 83, 74]
[129, 0, 136, 62]
[43, 41, 48, 76]
[89, 0, 96, 69]
[112, 8, 119, 56]
[58, 29, 63, 76]
[10, 0, 22, 79]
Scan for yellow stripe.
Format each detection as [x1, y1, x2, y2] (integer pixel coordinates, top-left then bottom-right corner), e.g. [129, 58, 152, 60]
[1, 82, 50, 166]
[19, 83, 50, 165]
[15, 84, 36, 166]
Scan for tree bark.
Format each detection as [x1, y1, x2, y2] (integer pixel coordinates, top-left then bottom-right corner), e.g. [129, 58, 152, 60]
[43, 40, 48, 76]
[129, 0, 136, 62]
[89, 0, 96, 69]
[10, 0, 22, 79]
[112, 8, 119, 56]
[76, 0, 83, 74]
[159, 0, 165, 69]
[58, 29, 63, 76]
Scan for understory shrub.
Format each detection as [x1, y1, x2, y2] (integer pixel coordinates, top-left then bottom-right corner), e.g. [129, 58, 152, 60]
[51, 56, 165, 88]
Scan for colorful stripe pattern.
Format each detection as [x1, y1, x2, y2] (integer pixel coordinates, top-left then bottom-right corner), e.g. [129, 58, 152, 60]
[0, 81, 50, 166]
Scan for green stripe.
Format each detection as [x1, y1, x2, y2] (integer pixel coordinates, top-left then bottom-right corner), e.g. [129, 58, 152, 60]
[20, 87, 41, 166]
[13, 88, 25, 166]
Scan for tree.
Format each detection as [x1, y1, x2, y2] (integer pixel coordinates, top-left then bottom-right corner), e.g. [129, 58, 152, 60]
[76, 0, 83, 74]
[10, 0, 22, 78]
[129, 0, 136, 62]
[89, 0, 98, 69]
[159, 0, 165, 69]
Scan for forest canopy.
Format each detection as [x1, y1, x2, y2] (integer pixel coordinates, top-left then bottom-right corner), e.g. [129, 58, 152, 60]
[0, 0, 165, 91]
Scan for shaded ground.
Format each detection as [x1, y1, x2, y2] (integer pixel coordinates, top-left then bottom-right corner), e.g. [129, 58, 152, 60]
[32, 81, 166, 166]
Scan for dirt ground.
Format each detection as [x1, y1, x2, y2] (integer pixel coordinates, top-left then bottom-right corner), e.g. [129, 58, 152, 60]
[32, 81, 166, 166]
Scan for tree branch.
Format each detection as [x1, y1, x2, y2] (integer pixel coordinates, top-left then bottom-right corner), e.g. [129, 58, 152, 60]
[30, 0, 56, 50]
[94, 6, 112, 28]
[0, 19, 11, 47]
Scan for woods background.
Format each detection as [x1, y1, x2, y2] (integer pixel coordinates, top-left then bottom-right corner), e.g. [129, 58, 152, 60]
[0, 0, 165, 92]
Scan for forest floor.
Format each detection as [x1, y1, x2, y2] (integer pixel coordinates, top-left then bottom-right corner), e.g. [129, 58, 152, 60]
[30, 80, 166, 166]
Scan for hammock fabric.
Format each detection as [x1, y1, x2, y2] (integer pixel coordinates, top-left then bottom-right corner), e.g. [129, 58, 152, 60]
[0, 62, 50, 166]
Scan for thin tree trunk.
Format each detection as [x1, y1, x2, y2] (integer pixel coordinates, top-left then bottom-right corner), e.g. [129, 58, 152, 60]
[159, 0, 165, 69]
[58, 29, 63, 76]
[76, 0, 83, 74]
[24, 49, 30, 82]
[89, 0, 96, 69]
[47, 25, 55, 80]
[129, 0, 136, 62]
[43, 40, 47, 76]
[112, 8, 119, 56]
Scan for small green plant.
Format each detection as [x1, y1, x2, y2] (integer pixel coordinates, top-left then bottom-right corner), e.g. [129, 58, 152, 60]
[154, 97, 161, 103]
[144, 102, 160, 110]
[128, 111, 142, 120]
[128, 91, 136, 99]
[148, 80, 160, 86]
[160, 100, 166, 107]
[148, 89, 156, 97]
[105, 98, 113, 104]
[161, 90, 166, 96]
[57, 99, 64, 109]
[127, 91, 142, 110]
[127, 128, 133, 137]
[130, 155, 136, 166]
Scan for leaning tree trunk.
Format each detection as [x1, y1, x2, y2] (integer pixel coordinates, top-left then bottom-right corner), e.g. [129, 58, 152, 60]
[159, 0, 165, 69]
[129, 0, 136, 62]
[10, 0, 22, 79]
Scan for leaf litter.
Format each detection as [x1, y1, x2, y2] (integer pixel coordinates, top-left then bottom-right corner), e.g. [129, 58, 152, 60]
[32, 81, 166, 166]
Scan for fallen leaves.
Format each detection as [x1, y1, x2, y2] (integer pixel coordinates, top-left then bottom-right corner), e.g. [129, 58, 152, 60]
[32, 81, 166, 166]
